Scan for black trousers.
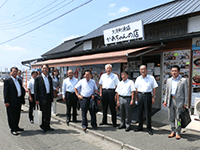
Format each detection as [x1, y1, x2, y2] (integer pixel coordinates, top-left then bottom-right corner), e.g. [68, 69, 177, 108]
[80, 97, 97, 128]
[40, 94, 52, 130]
[102, 89, 116, 125]
[65, 92, 78, 121]
[137, 92, 152, 130]
[6, 97, 21, 131]
[29, 94, 35, 121]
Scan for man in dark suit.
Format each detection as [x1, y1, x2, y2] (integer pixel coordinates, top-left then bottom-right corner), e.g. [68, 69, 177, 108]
[34, 64, 54, 132]
[4, 67, 25, 136]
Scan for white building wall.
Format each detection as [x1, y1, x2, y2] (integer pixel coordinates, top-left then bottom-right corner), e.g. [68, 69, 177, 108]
[188, 15, 200, 33]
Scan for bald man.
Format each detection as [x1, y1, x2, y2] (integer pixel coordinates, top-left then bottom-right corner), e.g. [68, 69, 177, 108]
[62, 70, 79, 125]
[134, 65, 158, 135]
[99, 64, 119, 128]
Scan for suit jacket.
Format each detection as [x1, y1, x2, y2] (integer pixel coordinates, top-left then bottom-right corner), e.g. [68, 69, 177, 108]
[164, 76, 188, 108]
[34, 75, 53, 105]
[4, 77, 25, 107]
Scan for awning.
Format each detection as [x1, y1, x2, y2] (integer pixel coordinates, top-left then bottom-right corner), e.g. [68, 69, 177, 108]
[32, 46, 155, 68]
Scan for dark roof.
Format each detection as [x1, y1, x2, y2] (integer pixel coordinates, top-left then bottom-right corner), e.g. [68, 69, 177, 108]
[76, 0, 200, 42]
[42, 36, 83, 57]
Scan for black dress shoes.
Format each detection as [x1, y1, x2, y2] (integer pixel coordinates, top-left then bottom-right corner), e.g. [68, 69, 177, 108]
[11, 131, 18, 136]
[41, 128, 47, 133]
[99, 122, 107, 125]
[118, 125, 126, 129]
[17, 128, 24, 131]
[83, 127, 87, 132]
[148, 129, 153, 135]
[125, 127, 131, 132]
[92, 126, 98, 130]
[113, 124, 117, 128]
[66, 120, 69, 126]
[47, 127, 54, 131]
[134, 128, 143, 132]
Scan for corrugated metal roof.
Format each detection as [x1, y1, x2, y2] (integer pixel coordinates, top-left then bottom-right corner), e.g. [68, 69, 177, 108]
[76, 0, 200, 42]
[42, 36, 83, 56]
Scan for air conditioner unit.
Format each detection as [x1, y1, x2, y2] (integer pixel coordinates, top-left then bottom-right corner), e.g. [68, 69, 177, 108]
[194, 97, 200, 120]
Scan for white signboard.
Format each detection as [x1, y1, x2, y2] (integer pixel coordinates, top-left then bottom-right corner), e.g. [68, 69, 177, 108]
[103, 20, 144, 45]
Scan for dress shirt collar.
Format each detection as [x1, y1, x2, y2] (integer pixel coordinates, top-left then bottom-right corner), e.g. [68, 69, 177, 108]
[106, 72, 113, 76]
[172, 75, 181, 81]
[84, 78, 91, 82]
[140, 74, 149, 79]
[42, 73, 48, 78]
[122, 78, 129, 83]
[11, 75, 18, 80]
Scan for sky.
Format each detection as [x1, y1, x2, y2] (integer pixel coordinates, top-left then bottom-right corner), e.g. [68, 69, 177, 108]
[0, 0, 173, 71]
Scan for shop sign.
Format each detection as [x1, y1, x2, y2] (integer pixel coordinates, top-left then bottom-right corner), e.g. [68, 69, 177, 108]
[103, 20, 144, 45]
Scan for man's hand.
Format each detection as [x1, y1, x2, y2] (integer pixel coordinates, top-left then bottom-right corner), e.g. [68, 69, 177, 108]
[36, 101, 39, 104]
[5, 103, 9, 107]
[183, 104, 187, 108]
[100, 92, 102, 97]
[117, 101, 120, 107]
[29, 97, 33, 102]
[152, 97, 155, 104]
[78, 95, 83, 100]
[130, 100, 134, 105]
[56, 87, 59, 92]
[63, 97, 65, 102]
[163, 102, 167, 107]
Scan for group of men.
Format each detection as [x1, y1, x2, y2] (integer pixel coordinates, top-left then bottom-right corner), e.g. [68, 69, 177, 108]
[4, 63, 188, 140]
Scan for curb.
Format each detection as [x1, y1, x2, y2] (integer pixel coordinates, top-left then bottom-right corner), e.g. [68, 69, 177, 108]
[51, 115, 140, 150]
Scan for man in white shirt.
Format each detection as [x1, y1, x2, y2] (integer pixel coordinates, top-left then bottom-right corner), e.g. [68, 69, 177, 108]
[62, 70, 78, 125]
[99, 64, 119, 128]
[27, 71, 38, 123]
[134, 65, 158, 135]
[116, 71, 135, 132]
[74, 70, 98, 131]
[4, 67, 25, 136]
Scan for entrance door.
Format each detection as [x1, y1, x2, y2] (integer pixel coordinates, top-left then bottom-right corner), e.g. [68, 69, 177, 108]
[142, 55, 161, 110]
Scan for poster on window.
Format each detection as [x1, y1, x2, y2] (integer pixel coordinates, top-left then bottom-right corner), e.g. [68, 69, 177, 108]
[192, 50, 200, 87]
[162, 50, 190, 99]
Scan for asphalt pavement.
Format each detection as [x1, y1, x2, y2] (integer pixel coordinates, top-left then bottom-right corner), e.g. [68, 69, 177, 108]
[0, 83, 122, 150]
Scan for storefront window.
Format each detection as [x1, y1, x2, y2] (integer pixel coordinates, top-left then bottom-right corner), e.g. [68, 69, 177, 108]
[162, 50, 190, 100]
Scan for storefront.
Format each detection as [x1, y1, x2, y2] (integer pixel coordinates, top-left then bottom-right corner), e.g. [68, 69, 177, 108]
[23, 0, 200, 120]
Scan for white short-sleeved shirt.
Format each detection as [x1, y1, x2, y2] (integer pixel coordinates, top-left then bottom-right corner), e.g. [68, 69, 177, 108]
[115, 79, 135, 96]
[135, 74, 158, 92]
[75, 78, 98, 97]
[99, 72, 119, 89]
[28, 77, 35, 94]
[62, 77, 78, 98]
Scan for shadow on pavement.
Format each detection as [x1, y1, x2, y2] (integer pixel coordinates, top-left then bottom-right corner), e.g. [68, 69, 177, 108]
[20, 128, 80, 137]
[181, 132, 200, 142]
